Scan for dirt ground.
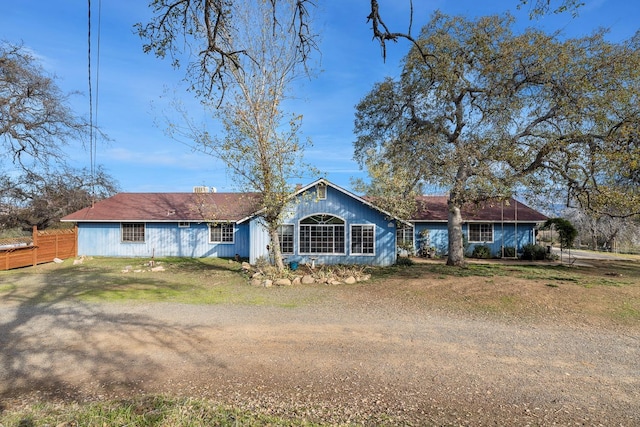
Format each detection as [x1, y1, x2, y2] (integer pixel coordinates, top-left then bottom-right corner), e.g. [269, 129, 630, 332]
[1, 259, 639, 426]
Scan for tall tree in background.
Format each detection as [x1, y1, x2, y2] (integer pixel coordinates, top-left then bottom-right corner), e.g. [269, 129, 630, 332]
[0, 166, 118, 230]
[0, 42, 88, 169]
[354, 13, 640, 266]
[137, 1, 582, 93]
[1, 42, 117, 231]
[140, 0, 316, 271]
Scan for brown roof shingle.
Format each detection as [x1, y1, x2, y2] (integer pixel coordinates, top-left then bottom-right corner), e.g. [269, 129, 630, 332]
[61, 192, 262, 222]
[62, 191, 547, 224]
[412, 196, 548, 222]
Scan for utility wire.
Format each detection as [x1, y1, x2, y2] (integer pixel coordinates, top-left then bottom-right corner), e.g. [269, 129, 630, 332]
[88, 0, 93, 183]
[88, 0, 101, 204]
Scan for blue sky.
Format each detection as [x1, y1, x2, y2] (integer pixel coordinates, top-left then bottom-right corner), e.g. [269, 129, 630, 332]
[2, 0, 639, 193]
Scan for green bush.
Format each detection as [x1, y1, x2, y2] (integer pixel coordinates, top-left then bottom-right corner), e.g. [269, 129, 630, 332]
[471, 244, 492, 259]
[502, 246, 516, 258]
[521, 244, 547, 260]
[395, 256, 414, 266]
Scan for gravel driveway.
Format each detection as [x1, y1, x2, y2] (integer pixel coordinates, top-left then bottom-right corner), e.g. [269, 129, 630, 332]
[1, 288, 639, 425]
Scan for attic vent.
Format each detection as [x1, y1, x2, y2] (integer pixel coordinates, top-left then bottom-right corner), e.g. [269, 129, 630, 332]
[193, 186, 210, 193]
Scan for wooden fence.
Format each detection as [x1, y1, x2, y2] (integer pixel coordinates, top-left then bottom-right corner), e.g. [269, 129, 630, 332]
[0, 226, 77, 271]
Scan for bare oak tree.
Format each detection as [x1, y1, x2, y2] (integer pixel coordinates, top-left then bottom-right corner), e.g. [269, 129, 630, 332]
[0, 166, 118, 230]
[145, 0, 316, 271]
[0, 42, 88, 169]
[137, 0, 582, 99]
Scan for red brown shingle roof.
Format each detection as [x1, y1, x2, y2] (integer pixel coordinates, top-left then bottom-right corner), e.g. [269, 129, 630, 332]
[62, 191, 547, 224]
[412, 196, 548, 222]
[61, 192, 262, 222]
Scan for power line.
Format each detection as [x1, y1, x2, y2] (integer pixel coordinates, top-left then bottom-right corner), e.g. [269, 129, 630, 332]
[88, 0, 102, 204]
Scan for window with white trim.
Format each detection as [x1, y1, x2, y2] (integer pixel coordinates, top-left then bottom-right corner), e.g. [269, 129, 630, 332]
[299, 214, 345, 254]
[351, 224, 375, 255]
[121, 223, 145, 242]
[316, 183, 327, 200]
[396, 224, 414, 249]
[209, 223, 234, 243]
[277, 224, 294, 254]
[468, 223, 493, 243]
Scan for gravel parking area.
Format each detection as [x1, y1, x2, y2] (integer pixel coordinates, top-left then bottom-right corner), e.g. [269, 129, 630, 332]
[1, 281, 638, 426]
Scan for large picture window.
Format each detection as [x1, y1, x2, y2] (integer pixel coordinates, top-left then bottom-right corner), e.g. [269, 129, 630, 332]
[299, 214, 345, 254]
[121, 223, 145, 242]
[351, 224, 375, 255]
[277, 224, 294, 254]
[468, 223, 493, 243]
[210, 223, 234, 243]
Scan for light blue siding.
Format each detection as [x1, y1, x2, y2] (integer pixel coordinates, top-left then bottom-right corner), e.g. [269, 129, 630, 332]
[413, 221, 539, 257]
[249, 218, 271, 264]
[484, 223, 538, 256]
[77, 222, 250, 258]
[249, 185, 398, 266]
[414, 223, 448, 256]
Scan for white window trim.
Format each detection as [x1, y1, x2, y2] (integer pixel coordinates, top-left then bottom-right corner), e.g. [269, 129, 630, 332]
[209, 223, 235, 244]
[178, 222, 190, 228]
[396, 224, 415, 249]
[277, 224, 295, 255]
[316, 183, 327, 200]
[350, 223, 376, 256]
[467, 223, 494, 243]
[298, 213, 346, 255]
[121, 222, 145, 243]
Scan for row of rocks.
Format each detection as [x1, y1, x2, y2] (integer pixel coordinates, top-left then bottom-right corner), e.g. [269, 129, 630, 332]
[122, 261, 165, 273]
[241, 262, 371, 287]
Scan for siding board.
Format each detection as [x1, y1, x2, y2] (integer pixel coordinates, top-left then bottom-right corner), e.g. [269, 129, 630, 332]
[250, 185, 397, 266]
[77, 222, 250, 258]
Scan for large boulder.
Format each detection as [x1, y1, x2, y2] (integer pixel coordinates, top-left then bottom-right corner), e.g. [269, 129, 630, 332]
[301, 275, 315, 285]
[274, 278, 292, 286]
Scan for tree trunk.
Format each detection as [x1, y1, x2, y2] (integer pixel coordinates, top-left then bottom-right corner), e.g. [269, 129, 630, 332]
[269, 226, 286, 272]
[589, 220, 598, 251]
[446, 200, 466, 267]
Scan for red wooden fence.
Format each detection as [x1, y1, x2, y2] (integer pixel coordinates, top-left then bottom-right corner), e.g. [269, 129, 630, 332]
[0, 226, 77, 271]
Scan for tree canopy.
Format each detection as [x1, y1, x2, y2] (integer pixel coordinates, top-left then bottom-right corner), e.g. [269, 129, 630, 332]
[0, 166, 118, 231]
[137, 0, 583, 104]
[0, 42, 89, 169]
[1, 42, 117, 230]
[146, 0, 316, 271]
[354, 12, 640, 266]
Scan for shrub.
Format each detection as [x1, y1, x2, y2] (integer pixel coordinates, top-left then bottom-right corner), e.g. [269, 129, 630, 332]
[502, 246, 516, 258]
[396, 256, 414, 266]
[521, 244, 547, 260]
[471, 244, 492, 259]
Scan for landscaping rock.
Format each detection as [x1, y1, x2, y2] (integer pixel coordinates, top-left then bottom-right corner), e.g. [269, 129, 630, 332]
[292, 277, 301, 286]
[263, 279, 273, 287]
[344, 276, 357, 284]
[274, 278, 292, 286]
[301, 275, 315, 285]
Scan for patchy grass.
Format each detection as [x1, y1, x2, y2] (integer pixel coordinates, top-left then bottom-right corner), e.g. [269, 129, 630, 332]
[2, 256, 639, 325]
[0, 396, 322, 427]
[366, 259, 640, 325]
[0, 256, 639, 425]
[0, 257, 322, 308]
